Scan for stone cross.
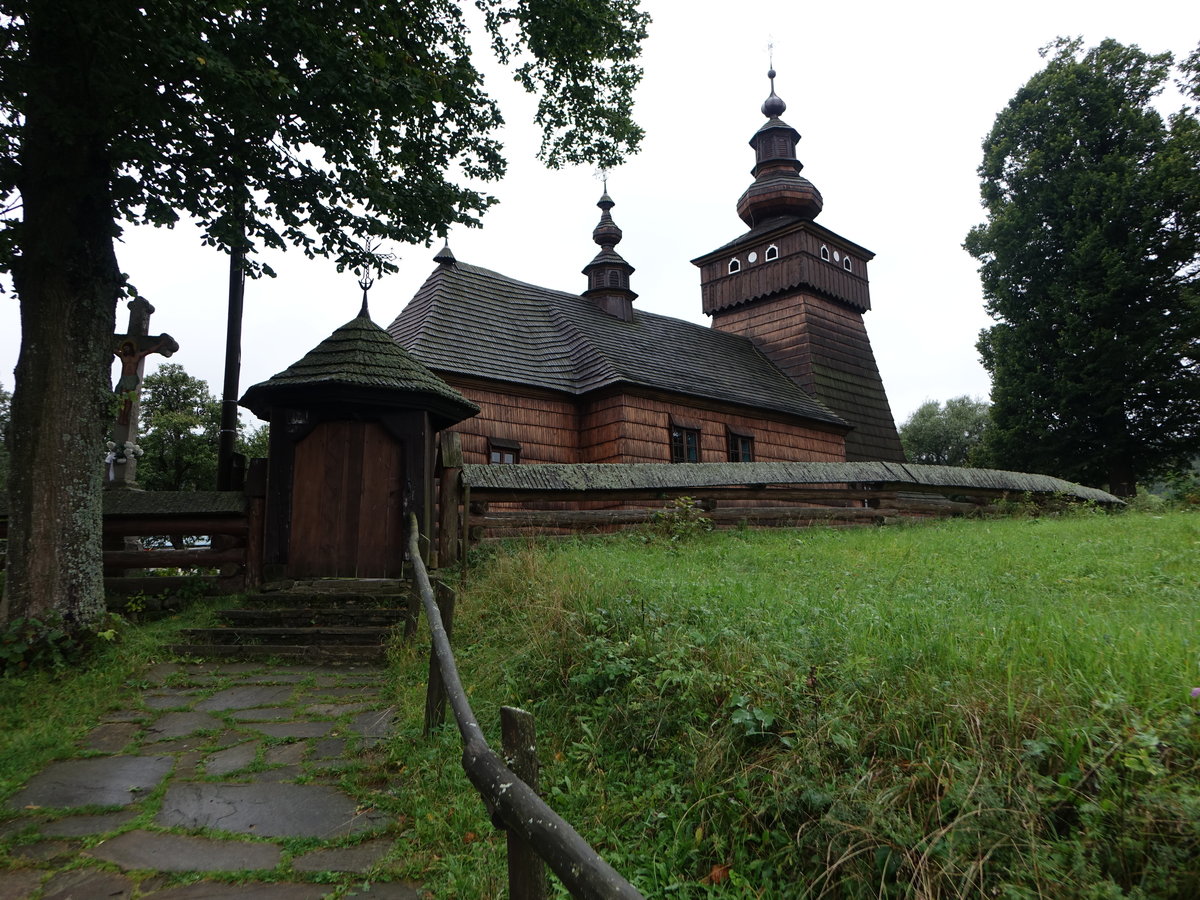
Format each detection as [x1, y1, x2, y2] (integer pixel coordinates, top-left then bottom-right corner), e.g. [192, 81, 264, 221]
[107, 298, 178, 489]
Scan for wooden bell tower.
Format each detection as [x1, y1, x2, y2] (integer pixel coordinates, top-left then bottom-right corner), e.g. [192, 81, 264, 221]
[692, 69, 905, 463]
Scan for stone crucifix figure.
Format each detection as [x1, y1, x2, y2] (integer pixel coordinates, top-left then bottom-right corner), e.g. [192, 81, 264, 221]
[107, 297, 179, 489]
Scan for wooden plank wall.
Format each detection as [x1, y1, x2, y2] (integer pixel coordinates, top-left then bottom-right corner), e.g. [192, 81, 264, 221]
[581, 392, 845, 463]
[444, 382, 580, 464]
[699, 228, 871, 314]
[711, 291, 904, 462]
[441, 381, 845, 467]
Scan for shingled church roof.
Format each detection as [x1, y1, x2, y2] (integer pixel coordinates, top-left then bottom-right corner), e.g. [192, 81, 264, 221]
[387, 258, 847, 429]
[241, 312, 478, 427]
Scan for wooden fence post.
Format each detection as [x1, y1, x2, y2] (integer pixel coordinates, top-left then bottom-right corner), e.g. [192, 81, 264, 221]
[438, 432, 463, 569]
[423, 580, 456, 736]
[459, 483, 472, 589]
[244, 458, 268, 589]
[501, 706, 547, 900]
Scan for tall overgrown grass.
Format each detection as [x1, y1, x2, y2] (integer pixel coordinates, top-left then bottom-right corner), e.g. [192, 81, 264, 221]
[389, 511, 1200, 898]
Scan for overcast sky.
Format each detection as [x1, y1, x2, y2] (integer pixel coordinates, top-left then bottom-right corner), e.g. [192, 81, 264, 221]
[1, 0, 1196, 426]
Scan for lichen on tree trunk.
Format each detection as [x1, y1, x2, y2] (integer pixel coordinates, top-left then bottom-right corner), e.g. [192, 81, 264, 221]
[0, 2, 121, 635]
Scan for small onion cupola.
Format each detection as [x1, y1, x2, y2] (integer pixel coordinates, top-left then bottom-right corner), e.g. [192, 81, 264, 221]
[582, 190, 637, 323]
[736, 68, 824, 227]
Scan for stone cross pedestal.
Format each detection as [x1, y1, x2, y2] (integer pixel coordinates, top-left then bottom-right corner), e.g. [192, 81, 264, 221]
[107, 297, 178, 490]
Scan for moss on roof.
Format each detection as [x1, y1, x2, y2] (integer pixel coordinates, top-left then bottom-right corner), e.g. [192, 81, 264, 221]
[0, 491, 246, 518]
[240, 314, 478, 423]
[459, 461, 1122, 504]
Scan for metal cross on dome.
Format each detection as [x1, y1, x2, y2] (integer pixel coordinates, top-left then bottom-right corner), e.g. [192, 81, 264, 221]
[355, 239, 393, 318]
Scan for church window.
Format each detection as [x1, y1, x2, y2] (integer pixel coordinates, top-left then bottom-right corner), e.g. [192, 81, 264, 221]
[843, 256, 853, 272]
[833, 250, 841, 262]
[819, 245, 830, 261]
[728, 258, 741, 274]
[608, 270, 622, 286]
[669, 424, 700, 463]
[488, 437, 521, 464]
[727, 428, 754, 462]
[765, 244, 779, 261]
[747, 251, 758, 263]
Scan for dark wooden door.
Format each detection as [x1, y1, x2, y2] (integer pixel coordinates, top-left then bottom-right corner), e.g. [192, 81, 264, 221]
[289, 421, 405, 578]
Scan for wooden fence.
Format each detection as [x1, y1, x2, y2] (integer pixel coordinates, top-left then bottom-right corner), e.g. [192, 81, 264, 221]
[408, 513, 644, 899]
[0, 485, 264, 599]
[432, 447, 1123, 567]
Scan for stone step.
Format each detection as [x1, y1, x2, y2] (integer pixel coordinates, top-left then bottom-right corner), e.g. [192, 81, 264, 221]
[179, 626, 394, 647]
[217, 608, 408, 628]
[242, 592, 410, 609]
[262, 578, 408, 595]
[169, 642, 386, 663]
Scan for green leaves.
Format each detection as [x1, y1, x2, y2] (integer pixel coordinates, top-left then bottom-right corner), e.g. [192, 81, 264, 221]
[133, 363, 265, 492]
[968, 39, 1200, 494]
[899, 396, 991, 467]
[0, 0, 648, 277]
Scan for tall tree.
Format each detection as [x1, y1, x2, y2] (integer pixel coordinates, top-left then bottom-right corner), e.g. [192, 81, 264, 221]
[899, 396, 991, 467]
[133, 363, 267, 492]
[134, 364, 221, 493]
[0, 0, 648, 635]
[965, 38, 1200, 496]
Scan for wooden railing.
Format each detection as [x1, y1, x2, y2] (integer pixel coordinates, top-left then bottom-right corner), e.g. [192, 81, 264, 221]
[407, 513, 644, 900]
[1, 487, 265, 598]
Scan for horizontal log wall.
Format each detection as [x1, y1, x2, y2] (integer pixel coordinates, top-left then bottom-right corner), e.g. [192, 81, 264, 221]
[453, 481, 990, 543]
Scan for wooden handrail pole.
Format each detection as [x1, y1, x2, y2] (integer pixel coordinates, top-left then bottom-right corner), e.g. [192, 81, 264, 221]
[502, 706, 547, 900]
[423, 581, 456, 735]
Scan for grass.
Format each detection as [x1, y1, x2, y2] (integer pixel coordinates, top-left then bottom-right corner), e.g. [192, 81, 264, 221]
[0, 599, 224, 802]
[1, 511, 1196, 897]
[384, 509, 1200, 898]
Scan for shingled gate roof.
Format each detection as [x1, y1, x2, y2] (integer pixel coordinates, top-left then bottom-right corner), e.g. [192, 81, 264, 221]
[387, 260, 847, 428]
[240, 313, 479, 426]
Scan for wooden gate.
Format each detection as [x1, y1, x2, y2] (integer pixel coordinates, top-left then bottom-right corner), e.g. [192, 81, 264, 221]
[288, 420, 405, 578]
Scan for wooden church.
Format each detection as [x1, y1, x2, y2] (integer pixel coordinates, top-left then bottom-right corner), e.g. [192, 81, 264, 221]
[387, 71, 904, 468]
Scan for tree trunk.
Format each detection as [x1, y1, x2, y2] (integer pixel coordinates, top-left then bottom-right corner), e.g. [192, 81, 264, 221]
[1107, 461, 1137, 499]
[0, 2, 121, 634]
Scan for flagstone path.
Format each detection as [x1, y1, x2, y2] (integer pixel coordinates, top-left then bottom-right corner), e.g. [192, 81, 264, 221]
[0, 662, 422, 899]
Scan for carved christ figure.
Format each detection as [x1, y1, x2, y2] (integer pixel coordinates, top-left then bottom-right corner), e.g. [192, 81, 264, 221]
[114, 333, 179, 425]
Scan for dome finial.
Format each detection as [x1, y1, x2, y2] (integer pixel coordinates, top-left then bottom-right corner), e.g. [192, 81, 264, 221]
[762, 63, 786, 118]
[357, 268, 373, 319]
[433, 235, 456, 265]
[592, 187, 621, 247]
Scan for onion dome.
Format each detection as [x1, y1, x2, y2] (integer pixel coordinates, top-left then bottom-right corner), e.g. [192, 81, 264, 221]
[591, 192, 623, 248]
[736, 68, 823, 226]
[582, 190, 637, 322]
[761, 67, 787, 117]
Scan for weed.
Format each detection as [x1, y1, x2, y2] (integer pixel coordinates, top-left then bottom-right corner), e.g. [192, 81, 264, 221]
[649, 495, 713, 541]
[0, 612, 132, 675]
